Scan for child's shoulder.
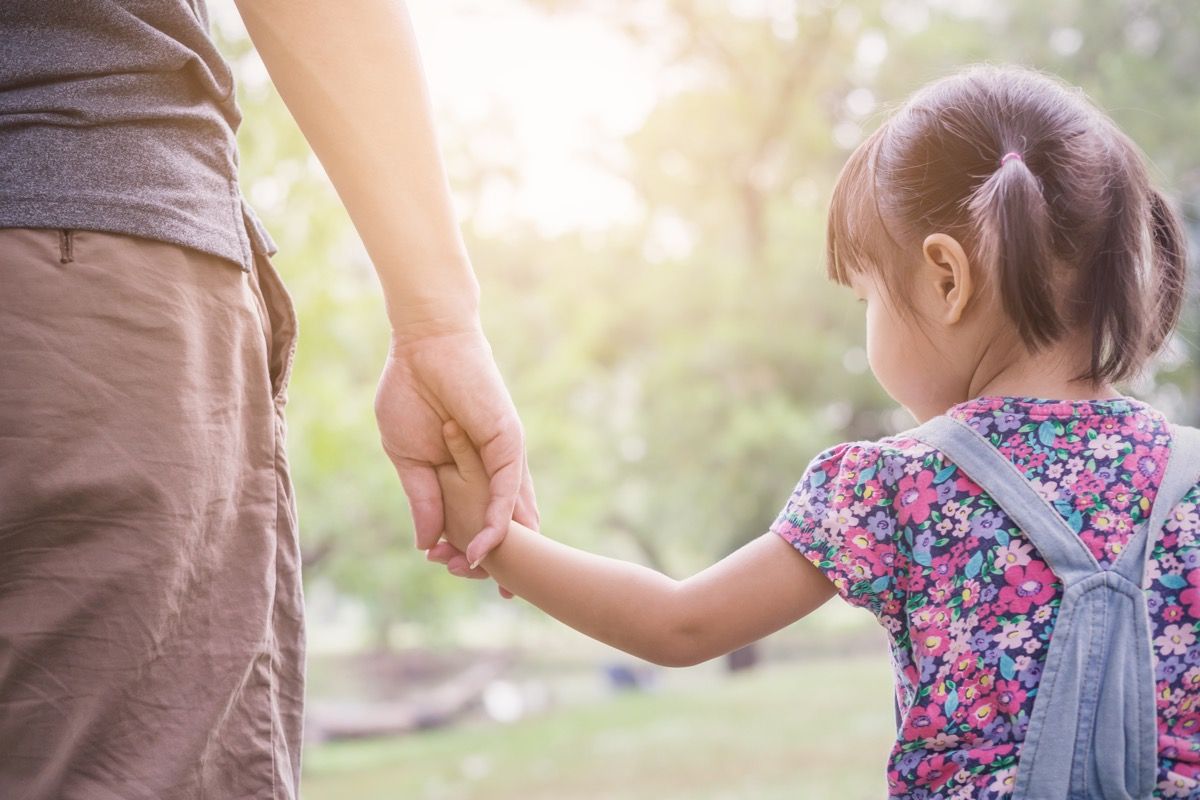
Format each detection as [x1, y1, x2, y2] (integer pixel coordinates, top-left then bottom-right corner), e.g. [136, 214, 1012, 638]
[802, 431, 944, 486]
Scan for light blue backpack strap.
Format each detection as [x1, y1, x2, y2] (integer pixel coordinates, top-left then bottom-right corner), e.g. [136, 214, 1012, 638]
[904, 413, 1100, 585]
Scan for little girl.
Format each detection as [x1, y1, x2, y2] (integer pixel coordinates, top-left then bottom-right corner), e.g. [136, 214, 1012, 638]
[427, 64, 1200, 799]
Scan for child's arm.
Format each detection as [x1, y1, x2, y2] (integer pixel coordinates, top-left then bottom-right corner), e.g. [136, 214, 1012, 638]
[435, 420, 838, 668]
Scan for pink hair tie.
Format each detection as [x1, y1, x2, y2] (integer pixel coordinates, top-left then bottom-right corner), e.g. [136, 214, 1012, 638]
[1001, 151, 1023, 165]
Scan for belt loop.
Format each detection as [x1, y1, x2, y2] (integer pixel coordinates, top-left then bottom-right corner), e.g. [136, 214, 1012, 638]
[58, 229, 74, 264]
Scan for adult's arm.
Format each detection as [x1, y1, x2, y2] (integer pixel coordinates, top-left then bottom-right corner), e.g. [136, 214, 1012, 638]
[233, 0, 539, 581]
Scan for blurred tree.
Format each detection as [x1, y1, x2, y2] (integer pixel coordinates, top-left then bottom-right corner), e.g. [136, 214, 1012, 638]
[219, 0, 1199, 654]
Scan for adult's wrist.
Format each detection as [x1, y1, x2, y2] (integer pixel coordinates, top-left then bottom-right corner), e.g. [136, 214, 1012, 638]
[384, 292, 482, 345]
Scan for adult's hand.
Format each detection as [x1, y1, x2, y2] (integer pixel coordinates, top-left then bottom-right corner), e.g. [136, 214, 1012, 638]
[374, 318, 540, 598]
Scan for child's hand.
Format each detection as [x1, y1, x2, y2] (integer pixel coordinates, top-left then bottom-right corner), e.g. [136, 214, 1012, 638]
[434, 419, 492, 556]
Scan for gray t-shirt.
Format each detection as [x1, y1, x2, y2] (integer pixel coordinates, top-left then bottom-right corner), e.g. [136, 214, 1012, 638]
[0, 0, 276, 272]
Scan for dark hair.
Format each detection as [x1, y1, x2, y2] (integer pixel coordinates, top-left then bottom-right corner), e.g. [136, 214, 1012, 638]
[827, 64, 1188, 386]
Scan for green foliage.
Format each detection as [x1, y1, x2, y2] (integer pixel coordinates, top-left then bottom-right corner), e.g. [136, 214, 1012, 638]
[220, 0, 1200, 639]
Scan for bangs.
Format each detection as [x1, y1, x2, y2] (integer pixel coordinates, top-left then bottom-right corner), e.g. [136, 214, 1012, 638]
[825, 124, 898, 288]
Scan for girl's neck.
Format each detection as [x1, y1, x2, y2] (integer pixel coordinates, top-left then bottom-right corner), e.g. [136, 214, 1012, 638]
[964, 333, 1123, 403]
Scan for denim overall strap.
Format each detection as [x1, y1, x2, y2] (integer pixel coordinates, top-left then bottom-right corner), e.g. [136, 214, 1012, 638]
[1111, 424, 1200, 588]
[908, 414, 1100, 584]
[904, 414, 1200, 800]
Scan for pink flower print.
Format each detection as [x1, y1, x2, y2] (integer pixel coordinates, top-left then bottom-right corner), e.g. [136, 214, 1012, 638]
[1156, 624, 1196, 657]
[950, 653, 976, 679]
[1164, 605, 1184, 623]
[916, 754, 957, 791]
[954, 473, 984, 497]
[896, 470, 938, 526]
[995, 679, 1026, 715]
[999, 561, 1057, 614]
[907, 702, 947, 738]
[1080, 531, 1107, 563]
[967, 697, 998, 728]
[1104, 485, 1134, 511]
[1073, 469, 1104, 494]
[915, 629, 952, 659]
[1180, 570, 1200, 617]
[930, 553, 955, 581]
[959, 579, 981, 608]
[1172, 711, 1200, 738]
[847, 528, 875, 553]
[1103, 536, 1126, 562]
[1123, 443, 1166, 490]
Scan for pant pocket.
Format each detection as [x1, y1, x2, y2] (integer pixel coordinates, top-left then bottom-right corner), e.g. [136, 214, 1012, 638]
[248, 252, 299, 407]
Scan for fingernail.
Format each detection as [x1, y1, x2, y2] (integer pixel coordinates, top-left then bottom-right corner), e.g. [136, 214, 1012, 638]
[469, 558, 482, 570]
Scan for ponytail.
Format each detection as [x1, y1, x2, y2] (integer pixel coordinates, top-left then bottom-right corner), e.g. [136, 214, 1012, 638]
[1073, 131, 1188, 384]
[1077, 135, 1147, 384]
[967, 151, 1065, 352]
[1145, 187, 1188, 361]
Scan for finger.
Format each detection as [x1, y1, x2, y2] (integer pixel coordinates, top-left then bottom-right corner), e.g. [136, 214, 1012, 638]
[446, 553, 490, 578]
[394, 462, 444, 551]
[442, 418, 485, 479]
[512, 449, 541, 533]
[465, 425, 523, 569]
[427, 542, 490, 579]
[424, 539, 460, 564]
[498, 584, 514, 599]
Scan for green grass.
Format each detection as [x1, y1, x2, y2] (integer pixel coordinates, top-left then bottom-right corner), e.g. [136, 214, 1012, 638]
[300, 654, 895, 799]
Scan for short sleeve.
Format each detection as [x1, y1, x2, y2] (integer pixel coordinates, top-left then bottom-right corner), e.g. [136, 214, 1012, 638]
[770, 440, 900, 616]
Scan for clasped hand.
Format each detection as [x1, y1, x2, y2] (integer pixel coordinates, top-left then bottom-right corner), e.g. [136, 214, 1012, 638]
[432, 420, 503, 575]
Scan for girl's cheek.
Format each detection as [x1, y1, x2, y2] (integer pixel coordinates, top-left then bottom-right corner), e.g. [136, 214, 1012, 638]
[864, 303, 907, 402]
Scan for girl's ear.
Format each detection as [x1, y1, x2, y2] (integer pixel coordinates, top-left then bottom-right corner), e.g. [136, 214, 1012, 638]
[921, 233, 973, 325]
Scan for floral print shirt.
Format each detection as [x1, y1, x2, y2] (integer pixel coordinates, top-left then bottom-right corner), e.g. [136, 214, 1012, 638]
[770, 395, 1200, 799]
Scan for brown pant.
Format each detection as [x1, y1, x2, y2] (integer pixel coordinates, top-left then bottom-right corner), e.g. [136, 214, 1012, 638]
[0, 228, 304, 799]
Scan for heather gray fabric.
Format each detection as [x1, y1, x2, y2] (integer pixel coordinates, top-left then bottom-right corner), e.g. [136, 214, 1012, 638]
[907, 413, 1200, 799]
[0, 1, 276, 272]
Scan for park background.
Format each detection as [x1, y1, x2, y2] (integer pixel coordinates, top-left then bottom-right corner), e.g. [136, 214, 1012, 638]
[210, 0, 1200, 797]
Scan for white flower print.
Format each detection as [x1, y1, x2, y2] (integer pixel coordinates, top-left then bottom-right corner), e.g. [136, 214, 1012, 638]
[1155, 623, 1196, 657]
[1087, 432, 1124, 460]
